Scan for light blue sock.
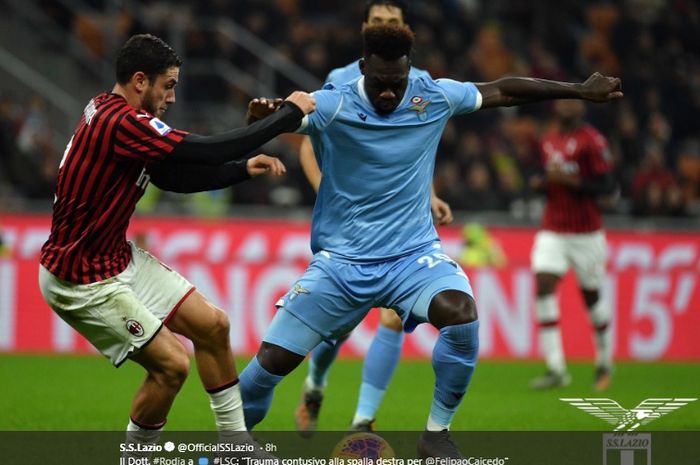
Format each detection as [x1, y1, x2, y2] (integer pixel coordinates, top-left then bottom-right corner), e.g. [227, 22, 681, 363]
[430, 320, 479, 428]
[355, 325, 405, 420]
[308, 340, 344, 388]
[239, 357, 284, 429]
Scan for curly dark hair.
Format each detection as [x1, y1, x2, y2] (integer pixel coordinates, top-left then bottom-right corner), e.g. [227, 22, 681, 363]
[362, 24, 415, 60]
[364, 0, 408, 22]
[115, 34, 183, 84]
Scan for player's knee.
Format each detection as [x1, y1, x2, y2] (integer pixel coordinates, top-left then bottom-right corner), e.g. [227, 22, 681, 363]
[157, 349, 190, 389]
[257, 342, 305, 376]
[379, 308, 403, 331]
[428, 291, 478, 329]
[208, 307, 231, 343]
[189, 305, 230, 347]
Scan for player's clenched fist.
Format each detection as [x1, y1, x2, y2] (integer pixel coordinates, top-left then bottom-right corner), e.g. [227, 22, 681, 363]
[246, 154, 287, 177]
[285, 91, 316, 114]
[579, 72, 623, 102]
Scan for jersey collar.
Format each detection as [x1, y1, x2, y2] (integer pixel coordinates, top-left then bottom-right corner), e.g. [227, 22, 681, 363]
[356, 77, 412, 113]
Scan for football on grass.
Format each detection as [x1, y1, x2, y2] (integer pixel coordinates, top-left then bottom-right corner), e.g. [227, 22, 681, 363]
[330, 432, 395, 459]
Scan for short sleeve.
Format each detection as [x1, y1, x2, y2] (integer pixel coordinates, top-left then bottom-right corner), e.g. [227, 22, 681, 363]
[587, 129, 613, 175]
[296, 89, 343, 135]
[114, 111, 187, 162]
[435, 79, 483, 116]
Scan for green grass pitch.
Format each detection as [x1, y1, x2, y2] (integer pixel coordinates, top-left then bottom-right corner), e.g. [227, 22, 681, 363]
[0, 354, 697, 431]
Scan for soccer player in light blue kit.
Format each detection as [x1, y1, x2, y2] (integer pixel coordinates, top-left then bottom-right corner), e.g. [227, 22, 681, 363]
[241, 24, 622, 457]
[295, 0, 453, 436]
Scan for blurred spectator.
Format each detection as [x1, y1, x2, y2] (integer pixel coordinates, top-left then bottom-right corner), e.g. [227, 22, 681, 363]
[11, 0, 698, 218]
[676, 140, 700, 211]
[7, 96, 58, 199]
[459, 223, 506, 268]
[631, 146, 686, 216]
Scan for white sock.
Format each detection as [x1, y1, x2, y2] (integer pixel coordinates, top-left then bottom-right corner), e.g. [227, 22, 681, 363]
[125, 418, 163, 458]
[536, 295, 566, 374]
[588, 298, 613, 369]
[208, 382, 247, 433]
[427, 414, 449, 432]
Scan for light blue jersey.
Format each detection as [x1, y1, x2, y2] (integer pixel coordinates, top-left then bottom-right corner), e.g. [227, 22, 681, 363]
[299, 75, 482, 262]
[325, 59, 431, 86]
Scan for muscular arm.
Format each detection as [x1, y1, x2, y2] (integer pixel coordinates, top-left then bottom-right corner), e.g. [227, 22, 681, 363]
[299, 136, 321, 192]
[149, 159, 250, 193]
[476, 73, 623, 109]
[169, 102, 303, 165]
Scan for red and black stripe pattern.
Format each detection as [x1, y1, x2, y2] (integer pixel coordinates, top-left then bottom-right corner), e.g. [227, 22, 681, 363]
[41, 93, 186, 284]
[540, 124, 612, 233]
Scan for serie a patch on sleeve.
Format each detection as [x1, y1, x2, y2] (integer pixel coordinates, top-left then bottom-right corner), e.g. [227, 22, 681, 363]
[149, 117, 172, 136]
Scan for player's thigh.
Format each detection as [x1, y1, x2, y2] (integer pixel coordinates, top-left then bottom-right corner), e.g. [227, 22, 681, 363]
[277, 253, 372, 340]
[262, 308, 324, 358]
[388, 243, 474, 328]
[531, 230, 569, 277]
[165, 290, 227, 343]
[568, 231, 607, 291]
[128, 243, 196, 324]
[129, 325, 189, 376]
[39, 264, 164, 367]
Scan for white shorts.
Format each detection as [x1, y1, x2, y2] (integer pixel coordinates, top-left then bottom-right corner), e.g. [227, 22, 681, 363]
[38, 243, 195, 366]
[530, 230, 607, 290]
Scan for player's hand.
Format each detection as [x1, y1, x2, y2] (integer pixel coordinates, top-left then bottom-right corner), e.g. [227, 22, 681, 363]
[431, 195, 454, 225]
[247, 98, 284, 123]
[546, 168, 581, 187]
[246, 154, 287, 177]
[285, 91, 316, 115]
[579, 72, 623, 102]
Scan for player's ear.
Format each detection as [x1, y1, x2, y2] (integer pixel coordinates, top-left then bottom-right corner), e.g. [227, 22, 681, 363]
[133, 71, 148, 92]
[359, 59, 366, 76]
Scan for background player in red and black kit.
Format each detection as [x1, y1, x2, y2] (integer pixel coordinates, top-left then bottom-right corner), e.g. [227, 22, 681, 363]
[38, 34, 315, 446]
[529, 99, 616, 390]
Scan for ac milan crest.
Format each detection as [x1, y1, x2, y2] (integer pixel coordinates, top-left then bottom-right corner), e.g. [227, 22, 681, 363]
[126, 319, 145, 337]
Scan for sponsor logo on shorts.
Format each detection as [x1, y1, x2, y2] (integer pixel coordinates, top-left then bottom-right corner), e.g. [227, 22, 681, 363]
[126, 319, 145, 337]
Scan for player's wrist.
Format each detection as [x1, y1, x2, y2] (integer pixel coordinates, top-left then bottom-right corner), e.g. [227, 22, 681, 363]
[280, 101, 304, 119]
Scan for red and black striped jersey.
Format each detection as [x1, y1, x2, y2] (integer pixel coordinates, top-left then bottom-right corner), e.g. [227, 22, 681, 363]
[540, 124, 612, 233]
[40, 93, 187, 283]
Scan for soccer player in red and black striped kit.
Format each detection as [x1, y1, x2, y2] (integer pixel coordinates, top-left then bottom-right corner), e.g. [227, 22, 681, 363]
[529, 99, 616, 391]
[38, 34, 315, 447]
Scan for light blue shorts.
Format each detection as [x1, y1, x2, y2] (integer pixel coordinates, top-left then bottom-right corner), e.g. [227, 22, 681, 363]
[263, 242, 473, 356]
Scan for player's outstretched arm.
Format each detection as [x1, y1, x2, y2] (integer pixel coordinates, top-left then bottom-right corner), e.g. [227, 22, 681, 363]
[149, 154, 287, 193]
[476, 72, 622, 109]
[169, 92, 315, 166]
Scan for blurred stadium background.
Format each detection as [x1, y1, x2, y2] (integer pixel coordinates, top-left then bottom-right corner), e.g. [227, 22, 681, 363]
[0, 0, 698, 431]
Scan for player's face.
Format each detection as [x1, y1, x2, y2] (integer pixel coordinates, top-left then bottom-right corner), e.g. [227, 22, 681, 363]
[364, 5, 405, 27]
[142, 67, 179, 118]
[362, 55, 410, 114]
